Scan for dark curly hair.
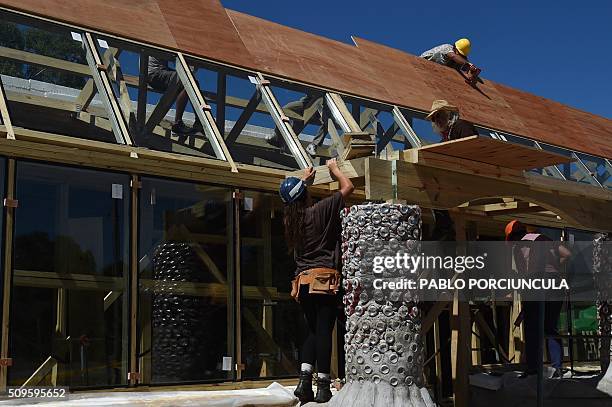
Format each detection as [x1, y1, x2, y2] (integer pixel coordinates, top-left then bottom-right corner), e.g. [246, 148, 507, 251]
[283, 191, 311, 252]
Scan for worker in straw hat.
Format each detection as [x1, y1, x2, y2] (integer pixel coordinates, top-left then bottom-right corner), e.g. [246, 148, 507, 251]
[420, 38, 481, 82]
[425, 99, 476, 142]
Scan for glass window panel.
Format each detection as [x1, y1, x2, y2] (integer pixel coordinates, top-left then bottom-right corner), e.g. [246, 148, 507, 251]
[9, 162, 130, 388]
[138, 177, 232, 384]
[88, 35, 219, 159]
[240, 191, 303, 379]
[220, 73, 300, 170]
[0, 157, 4, 297]
[0, 11, 118, 143]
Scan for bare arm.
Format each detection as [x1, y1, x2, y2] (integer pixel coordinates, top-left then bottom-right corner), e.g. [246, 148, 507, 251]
[558, 244, 572, 265]
[447, 51, 469, 67]
[301, 166, 316, 185]
[327, 158, 354, 199]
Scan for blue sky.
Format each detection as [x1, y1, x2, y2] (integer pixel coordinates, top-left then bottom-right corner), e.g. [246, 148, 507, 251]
[222, 0, 612, 119]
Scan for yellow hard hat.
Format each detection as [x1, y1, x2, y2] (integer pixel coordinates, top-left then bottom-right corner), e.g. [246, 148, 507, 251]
[454, 38, 471, 57]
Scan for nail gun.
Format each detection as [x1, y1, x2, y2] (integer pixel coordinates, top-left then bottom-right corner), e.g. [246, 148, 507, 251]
[462, 63, 483, 86]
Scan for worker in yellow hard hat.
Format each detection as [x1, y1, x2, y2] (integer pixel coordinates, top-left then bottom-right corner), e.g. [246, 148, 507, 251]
[420, 38, 481, 83]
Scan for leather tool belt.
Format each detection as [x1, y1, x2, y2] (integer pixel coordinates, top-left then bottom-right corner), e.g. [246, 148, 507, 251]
[291, 268, 340, 301]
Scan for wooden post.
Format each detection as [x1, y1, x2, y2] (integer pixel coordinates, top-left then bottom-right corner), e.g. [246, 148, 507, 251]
[233, 189, 243, 381]
[472, 320, 481, 365]
[508, 294, 524, 363]
[259, 201, 273, 377]
[129, 175, 139, 385]
[136, 52, 149, 134]
[450, 213, 470, 407]
[433, 318, 444, 398]
[0, 159, 16, 391]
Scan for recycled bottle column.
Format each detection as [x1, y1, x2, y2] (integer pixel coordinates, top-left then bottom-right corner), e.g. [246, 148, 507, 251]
[326, 203, 435, 407]
[595, 233, 612, 395]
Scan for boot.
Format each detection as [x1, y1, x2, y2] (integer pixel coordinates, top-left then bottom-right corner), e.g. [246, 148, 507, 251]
[314, 376, 332, 403]
[294, 371, 314, 403]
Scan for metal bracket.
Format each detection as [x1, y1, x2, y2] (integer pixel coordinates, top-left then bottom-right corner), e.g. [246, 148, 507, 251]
[3, 198, 18, 208]
[128, 372, 141, 382]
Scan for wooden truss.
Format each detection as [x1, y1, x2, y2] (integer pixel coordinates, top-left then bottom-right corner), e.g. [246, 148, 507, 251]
[0, 8, 611, 407]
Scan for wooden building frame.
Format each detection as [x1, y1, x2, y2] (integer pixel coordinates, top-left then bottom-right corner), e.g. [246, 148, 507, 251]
[0, 4, 611, 406]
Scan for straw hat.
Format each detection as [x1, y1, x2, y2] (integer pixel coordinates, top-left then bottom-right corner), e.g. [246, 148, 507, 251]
[425, 100, 459, 121]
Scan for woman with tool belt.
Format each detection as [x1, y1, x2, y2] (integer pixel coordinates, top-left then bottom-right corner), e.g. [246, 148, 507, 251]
[280, 158, 354, 404]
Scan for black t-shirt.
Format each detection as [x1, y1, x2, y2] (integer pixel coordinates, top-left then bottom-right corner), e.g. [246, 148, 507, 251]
[294, 191, 345, 274]
[448, 119, 476, 141]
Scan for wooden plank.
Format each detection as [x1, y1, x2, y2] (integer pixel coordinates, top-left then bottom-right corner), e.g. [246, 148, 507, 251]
[365, 157, 612, 232]
[75, 80, 96, 113]
[472, 319, 481, 366]
[143, 79, 183, 135]
[433, 319, 444, 399]
[106, 49, 137, 131]
[451, 214, 470, 407]
[175, 53, 237, 171]
[233, 189, 243, 380]
[474, 309, 510, 362]
[422, 300, 450, 335]
[156, 0, 255, 68]
[20, 356, 58, 387]
[129, 175, 139, 385]
[290, 157, 366, 185]
[225, 90, 261, 145]
[0, 160, 15, 392]
[3, 3, 612, 159]
[76, 47, 121, 113]
[414, 136, 573, 170]
[228, 10, 391, 107]
[0, 45, 91, 76]
[0, 80, 15, 140]
[82, 33, 132, 145]
[136, 54, 149, 132]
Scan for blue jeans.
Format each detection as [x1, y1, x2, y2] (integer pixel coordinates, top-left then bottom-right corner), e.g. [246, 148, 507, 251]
[523, 301, 563, 371]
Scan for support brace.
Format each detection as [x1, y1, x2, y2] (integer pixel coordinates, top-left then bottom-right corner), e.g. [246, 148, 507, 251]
[0, 77, 15, 140]
[175, 53, 237, 172]
[81, 33, 133, 146]
[392, 106, 422, 149]
[250, 74, 312, 169]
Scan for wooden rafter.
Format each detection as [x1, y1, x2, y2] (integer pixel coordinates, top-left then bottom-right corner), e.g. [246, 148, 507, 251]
[143, 80, 183, 135]
[0, 79, 15, 140]
[225, 90, 261, 145]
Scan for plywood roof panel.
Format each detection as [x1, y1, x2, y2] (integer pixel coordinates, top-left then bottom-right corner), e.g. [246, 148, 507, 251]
[226, 10, 393, 104]
[350, 38, 434, 112]
[418, 136, 573, 170]
[0, 0, 179, 50]
[2, 0, 611, 159]
[157, 0, 254, 68]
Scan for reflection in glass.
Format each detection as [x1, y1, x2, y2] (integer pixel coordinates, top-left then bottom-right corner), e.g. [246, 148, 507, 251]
[240, 191, 303, 378]
[138, 177, 231, 383]
[9, 162, 129, 388]
[0, 11, 116, 143]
